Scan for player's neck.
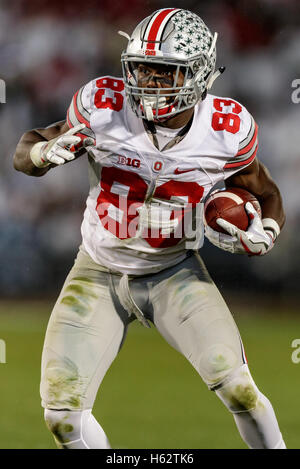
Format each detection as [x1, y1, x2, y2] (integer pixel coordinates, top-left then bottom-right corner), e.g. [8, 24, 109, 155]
[158, 108, 194, 129]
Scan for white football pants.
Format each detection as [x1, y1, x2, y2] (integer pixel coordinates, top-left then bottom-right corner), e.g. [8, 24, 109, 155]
[41, 248, 285, 448]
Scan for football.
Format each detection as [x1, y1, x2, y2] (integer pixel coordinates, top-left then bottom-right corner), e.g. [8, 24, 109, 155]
[204, 187, 261, 234]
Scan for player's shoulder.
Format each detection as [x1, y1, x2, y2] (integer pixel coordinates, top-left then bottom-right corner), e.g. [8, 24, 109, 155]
[204, 93, 256, 142]
[202, 94, 258, 169]
[79, 75, 125, 112]
[67, 76, 126, 130]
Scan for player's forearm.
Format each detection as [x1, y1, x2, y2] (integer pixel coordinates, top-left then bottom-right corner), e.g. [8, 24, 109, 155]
[13, 120, 71, 177]
[226, 160, 286, 231]
[247, 168, 286, 230]
[257, 187, 286, 230]
[13, 130, 52, 177]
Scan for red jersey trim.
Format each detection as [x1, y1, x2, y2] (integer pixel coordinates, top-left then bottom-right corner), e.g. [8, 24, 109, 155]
[237, 122, 258, 157]
[68, 91, 91, 129]
[224, 143, 258, 169]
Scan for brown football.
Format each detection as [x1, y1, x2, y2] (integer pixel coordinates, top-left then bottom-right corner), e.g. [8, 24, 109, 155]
[204, 187, 261, 234]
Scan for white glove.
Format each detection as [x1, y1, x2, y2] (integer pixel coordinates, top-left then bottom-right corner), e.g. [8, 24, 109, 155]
[205, 224, 241, 254]
[30, 124, 90, 167]
[205, 202, 280, 256]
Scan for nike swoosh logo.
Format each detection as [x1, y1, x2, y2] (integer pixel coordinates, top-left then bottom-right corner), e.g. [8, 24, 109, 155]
[174, 168, 196, 174]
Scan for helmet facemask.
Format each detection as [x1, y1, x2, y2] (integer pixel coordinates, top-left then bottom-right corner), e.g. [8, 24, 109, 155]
[121, 57, 198, 121]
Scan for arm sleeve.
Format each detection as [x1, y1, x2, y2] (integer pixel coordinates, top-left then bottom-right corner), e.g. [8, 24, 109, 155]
[66, 81, 96, 142]
[224, 111, 258, 171]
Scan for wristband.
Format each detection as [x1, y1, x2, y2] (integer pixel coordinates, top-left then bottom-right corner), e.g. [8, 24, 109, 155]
[262, 218, 280, 241]
[30, 141, 50, 168]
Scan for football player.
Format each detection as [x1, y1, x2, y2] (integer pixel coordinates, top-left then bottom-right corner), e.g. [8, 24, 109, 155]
[14, 8, 286, 449]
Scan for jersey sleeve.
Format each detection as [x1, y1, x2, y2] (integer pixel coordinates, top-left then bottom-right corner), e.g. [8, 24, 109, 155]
[66, 81, 96, 142]
[224, 108, 258, 172]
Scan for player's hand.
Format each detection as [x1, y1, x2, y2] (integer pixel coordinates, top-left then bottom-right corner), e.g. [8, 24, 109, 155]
[204, 223, 241, 254]
[215, 202, 274, 256]
[30, 124, 89, 167]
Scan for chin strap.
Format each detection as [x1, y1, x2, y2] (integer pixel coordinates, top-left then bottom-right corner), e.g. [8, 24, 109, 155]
[145, 105, 154, 121]
[142, 95, 169, 121]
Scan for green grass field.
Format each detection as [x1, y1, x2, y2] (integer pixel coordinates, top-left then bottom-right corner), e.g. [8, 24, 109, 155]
[0, 299, 299, 449]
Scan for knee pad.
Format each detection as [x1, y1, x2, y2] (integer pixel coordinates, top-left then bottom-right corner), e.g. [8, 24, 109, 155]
[44, 409, 83, 447]
[44, 409, 110, 449]
[215, 364, 260, 413]
[199, 344, 239, 385]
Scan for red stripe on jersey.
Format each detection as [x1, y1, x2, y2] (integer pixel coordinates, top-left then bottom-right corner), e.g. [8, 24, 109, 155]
[224, 144, 258, 169]
[66, 112, 73, 129]
[72, 91, 91, 128]
[146, 8, 177, 50]
[66, 114, 94, 143]
[237, 122, 258, 156]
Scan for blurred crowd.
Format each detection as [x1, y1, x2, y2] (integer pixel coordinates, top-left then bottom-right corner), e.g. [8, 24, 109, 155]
[0, 0, 299, 300]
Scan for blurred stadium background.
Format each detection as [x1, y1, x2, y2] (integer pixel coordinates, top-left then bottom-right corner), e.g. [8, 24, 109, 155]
[0, 0, 299, 449]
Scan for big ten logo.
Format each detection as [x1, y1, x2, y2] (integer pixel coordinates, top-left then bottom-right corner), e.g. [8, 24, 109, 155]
[291, 79, 300, 104]
[117, 155, 141, 168]
[291, 339, 300, 364]
[0, 339, 6, 363]
[0, 79, 6, 103]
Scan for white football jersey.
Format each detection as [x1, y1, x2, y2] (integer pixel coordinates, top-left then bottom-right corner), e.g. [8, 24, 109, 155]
[67, 76, 258, 275]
